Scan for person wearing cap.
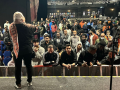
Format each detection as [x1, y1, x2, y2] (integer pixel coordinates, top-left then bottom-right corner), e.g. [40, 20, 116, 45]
[32, 39, 45, 65]
[88, 28, 98, 45]
[95, 33, 108, 46]
[43, 45, 59, 66]
[60, 44, 77, 69]
[81, 33, 90, 50]
[95, 40, 109, 66]
[77, 45, 97, 66]
[40, 33, 50, 45]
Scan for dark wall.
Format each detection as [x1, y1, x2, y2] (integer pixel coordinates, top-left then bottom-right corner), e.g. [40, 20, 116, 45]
[47, 4, 120, 18]
[0, 0, 31, 27]
[37, 0, 47, 21]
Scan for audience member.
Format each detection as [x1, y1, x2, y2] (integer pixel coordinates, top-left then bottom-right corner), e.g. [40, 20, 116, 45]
[43, 45, 59, 66]
[77, 45, 97, 66]
[32, 39, 45, 65]
[60, 44, 77, 69]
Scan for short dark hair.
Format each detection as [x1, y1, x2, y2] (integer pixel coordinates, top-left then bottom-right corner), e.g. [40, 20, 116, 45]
[33, 39, 39, 43]
[89, 45, 97, 51]
[58, 44, 63, 51]
[81, 34, 87, 38]
[44, 35, 49, 38]
[48, 45, 53, 48]
[66, 44, 71, 48]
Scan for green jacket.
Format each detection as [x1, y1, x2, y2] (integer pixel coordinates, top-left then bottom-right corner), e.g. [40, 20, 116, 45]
[95, 38, 108, 45]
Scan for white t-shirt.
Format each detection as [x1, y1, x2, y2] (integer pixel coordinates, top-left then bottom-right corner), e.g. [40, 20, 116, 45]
[66, 29, 71, 37]
[4, 23, 10, 29]
[90, 35, 94, 45]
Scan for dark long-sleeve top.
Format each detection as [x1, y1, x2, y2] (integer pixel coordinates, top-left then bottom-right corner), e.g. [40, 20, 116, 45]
[43, 51, 59, 66]
[60, 50, 77, 66]
[15, 23, 36, 54]
[77, 50, 96, 66]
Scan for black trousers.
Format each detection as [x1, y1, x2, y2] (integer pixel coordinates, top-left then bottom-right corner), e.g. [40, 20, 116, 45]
[13, 52, 32, 84]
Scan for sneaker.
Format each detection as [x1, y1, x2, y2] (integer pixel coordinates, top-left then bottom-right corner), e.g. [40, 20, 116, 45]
[27, 82, 32, 86]
[14, 84, 21, 89]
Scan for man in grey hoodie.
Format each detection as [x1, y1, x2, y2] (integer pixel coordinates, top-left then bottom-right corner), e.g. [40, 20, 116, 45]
[32, 39, 45, 65]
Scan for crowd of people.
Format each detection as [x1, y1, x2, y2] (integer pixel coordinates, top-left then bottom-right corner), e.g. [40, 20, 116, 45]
[1, 16, 120, 68]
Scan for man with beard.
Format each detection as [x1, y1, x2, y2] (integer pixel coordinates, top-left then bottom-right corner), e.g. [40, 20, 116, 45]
[53, 33, 63, 48]
[95, 33, 108, 46]
[43, 45, 59, 66]
[60, 44, 77, 69]
[74, 42, 84, 61]
[41, 35, 56, 51]
[81, 34, 90, 50]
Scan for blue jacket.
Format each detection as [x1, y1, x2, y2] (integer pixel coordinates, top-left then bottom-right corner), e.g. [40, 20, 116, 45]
[49, 22, 52, 31]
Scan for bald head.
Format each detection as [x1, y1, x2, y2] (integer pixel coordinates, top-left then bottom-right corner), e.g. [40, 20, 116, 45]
[101, 33, 105, 37]
[13, 11, 25, 23]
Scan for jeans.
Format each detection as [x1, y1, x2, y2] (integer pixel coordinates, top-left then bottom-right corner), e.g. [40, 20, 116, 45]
[13, 52, 32, 84]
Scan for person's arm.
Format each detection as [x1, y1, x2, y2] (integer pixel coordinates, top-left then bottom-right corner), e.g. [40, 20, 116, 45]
[77, 52, 84, 66]
[72, 51, 77, 66]
[35, 48, 45, 60]
[43, 52, 51, 66]
[52, 52, 59, 66]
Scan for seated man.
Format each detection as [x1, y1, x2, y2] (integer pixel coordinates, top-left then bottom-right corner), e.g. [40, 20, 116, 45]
[41, 35, 56, 51]
[62, 30, 70, 46]
[43, 45, 59, 66]
[70, 30, 80, 50]
[54, 33, 63, 48]
[60, 44, 77, 69]
[74, 42, 84, 61]
[101, 49, 120, 65]
[77, 45, 97, 66]
[95, 33, 108, 46]
[32, 39, 45, 65]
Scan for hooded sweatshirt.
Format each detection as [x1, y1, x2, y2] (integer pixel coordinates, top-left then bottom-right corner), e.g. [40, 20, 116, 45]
[74, 42, 84, 61]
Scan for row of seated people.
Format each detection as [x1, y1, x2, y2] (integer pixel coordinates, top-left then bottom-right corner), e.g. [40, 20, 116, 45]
[6, 37, 120, 70]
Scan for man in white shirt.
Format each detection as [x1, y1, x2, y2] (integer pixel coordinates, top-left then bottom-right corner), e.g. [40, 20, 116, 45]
[4, 21, 10, 29]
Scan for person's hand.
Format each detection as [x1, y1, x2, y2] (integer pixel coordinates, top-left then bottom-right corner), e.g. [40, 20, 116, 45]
[96, 60, 101, 66]
[34, 47, 38, 52]
[90, 62, 93, 66]
[68, 64, 72, 69]
[66, 65, 69, 69]
[82, 62, 88, 67]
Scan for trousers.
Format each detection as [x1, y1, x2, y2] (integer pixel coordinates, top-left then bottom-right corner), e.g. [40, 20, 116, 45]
[13, 52, 32, 84]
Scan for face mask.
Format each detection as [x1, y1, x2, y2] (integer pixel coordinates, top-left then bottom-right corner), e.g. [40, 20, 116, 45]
[101, 37, 104, 39]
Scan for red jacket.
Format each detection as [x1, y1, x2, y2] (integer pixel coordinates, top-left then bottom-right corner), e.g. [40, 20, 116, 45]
[89, 34, 98, 45]
[51, 24, 57, 33]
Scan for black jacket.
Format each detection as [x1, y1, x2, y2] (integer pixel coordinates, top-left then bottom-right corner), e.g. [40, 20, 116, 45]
[54, 38, 63, 47]
[96, 48, 109, 64]
[41, 40, 56, 51]
[43, 51, 59, 66]
[77, 50, 97, 66]
[15, 23, 36, 54]
[60, 50, 77, 66]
